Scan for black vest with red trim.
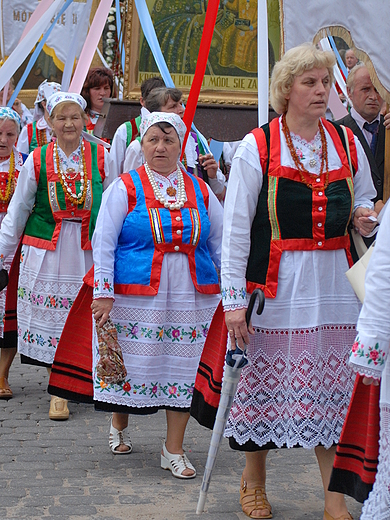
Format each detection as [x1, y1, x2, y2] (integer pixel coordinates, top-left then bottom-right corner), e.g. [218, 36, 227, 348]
[114, 166, 220, 296]
[246, 117, 357, 298]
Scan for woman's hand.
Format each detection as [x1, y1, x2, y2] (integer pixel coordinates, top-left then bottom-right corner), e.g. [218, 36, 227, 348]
[225, 308, 254, 350]
[199, 153, 218, 179]
[353, 206, 378, 236]
[91, 298, 113, 327]
[362, 376, 379, 386]
[384, 112, 390, 129]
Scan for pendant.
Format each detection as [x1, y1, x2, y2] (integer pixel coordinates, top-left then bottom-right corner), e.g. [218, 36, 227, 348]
[65, 168, 78, 180]
[309, 158, 317, 168]
[166, 186, 177, 197]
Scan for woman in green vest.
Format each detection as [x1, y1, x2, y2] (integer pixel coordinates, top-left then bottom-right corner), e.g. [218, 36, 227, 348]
[0, 92, 115, 420]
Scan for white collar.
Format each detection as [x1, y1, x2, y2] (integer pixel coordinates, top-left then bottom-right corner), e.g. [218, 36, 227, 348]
[350, 107, 380, 132]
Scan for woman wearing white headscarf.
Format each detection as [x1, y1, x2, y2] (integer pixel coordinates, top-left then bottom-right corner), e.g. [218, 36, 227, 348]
[91, 112, 223, 478]
[17, 80, 61, 154]
[0, 92, 115, 417]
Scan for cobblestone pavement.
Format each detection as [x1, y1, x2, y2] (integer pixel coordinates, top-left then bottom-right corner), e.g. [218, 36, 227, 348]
[0, 357, 363, 520]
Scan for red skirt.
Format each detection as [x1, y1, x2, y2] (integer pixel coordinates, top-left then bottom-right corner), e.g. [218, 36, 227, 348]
[329, 374, 380, 503]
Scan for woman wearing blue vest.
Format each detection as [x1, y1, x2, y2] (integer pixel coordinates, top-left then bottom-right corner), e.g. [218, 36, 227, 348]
[91, 112, 223, 478]
[0, 92, 115, 419]
[221, 44, 378, 519]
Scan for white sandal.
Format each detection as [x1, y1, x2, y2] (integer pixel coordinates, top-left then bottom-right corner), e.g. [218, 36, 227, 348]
[109, 420, 132, 455]
[161, 442, 196, 479]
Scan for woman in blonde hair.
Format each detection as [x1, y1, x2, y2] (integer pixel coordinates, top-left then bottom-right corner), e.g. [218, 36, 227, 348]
[221, 43, 377, 519]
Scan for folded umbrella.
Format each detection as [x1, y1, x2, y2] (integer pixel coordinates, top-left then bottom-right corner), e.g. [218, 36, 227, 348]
[196, 288, 265, 515]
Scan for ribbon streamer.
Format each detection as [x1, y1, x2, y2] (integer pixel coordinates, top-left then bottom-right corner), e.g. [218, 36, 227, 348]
[327, 33, 348, 78]
[8, 0, 74, 108]
[62, 0, 93, 92]
[134, 0, 211, 155]
[181, 0, 220, 156]
[0, 0, 64, 93]
[1, 0, 55, 105]
[69, 0, 113, 94]
[320, 37, 350, 109]
[115, 0, 125, 74]
[20, 0, 56, 42]
[257, 0, 269, 126]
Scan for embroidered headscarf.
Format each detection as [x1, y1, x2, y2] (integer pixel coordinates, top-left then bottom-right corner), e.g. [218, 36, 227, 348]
[140, 111, 187, 147]
[35, 80, 62, 105]
[46, 92, 87, 116]
[0, 107, 21, 131]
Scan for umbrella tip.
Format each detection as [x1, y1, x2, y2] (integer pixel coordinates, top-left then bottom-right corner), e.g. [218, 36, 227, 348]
[196, 491, 207, 514]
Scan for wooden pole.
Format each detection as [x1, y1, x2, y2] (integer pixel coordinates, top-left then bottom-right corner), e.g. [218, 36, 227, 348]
[383, 103, 390, 202]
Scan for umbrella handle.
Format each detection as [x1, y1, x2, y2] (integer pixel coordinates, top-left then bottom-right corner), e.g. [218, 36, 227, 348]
[245, 288, 265, 326]
[226, 289, 265, 369]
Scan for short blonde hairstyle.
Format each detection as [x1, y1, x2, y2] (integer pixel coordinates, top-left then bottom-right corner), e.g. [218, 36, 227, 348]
[270, 43, 335, 114]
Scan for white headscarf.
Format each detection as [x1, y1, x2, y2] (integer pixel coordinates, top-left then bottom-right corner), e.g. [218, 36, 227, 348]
[46, 92, 87, 116]
[139, 111, 187, 148]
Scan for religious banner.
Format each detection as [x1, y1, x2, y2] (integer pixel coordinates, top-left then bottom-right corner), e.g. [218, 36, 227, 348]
[126, 0, 280, 105]
[2, 0, 91, 71]
[280, 0, 390, 102]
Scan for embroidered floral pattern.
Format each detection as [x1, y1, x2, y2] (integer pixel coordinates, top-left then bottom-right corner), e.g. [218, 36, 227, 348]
[94, 375, 195, 400]
[103, 278, 113, 292]
[18, 286, 75, 310]
[112, 322, 209, 344]
[350, 337, 386, 367]
[221, 285, 247, 304]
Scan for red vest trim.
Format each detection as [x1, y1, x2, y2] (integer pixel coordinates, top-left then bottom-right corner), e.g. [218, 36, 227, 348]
[23, 141, 105, 251]
[116, 167, 219, 296]
[248, 118, 355, 298]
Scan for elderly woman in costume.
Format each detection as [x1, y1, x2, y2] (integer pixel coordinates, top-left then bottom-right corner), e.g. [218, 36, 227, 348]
[91, 112, 222, 478]
[81, 67, 114, 135]
[221, 44, 377, 519]
[17, 80, 61, 154]
[0, 108, 27, 398]
[345, 203, 390, 518]
[0, 92, 115, 417]
[124, 87, 226, 202]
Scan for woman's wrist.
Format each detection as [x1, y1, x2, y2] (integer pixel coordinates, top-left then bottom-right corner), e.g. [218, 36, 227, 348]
[221, 284, 247, 309]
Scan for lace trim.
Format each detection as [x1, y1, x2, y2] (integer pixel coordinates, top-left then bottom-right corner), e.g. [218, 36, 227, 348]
[223, 303, 248, 311]
[349, 360, 382, 380]
[225, 325, 356, 449]
[361, 405, 390, 519]
[290, 128, 321, 148]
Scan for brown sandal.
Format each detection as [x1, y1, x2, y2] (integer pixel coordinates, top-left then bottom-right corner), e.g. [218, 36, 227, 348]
[324, 510, 353, 520]
[240, 476, 272, 519]
[0, 376, 12, 399]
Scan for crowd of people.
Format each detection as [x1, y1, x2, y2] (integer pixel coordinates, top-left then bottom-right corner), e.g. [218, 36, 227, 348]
[0, 41, 388, 520]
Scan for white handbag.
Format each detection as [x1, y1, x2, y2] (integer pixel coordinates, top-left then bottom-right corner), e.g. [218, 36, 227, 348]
[345, 243, 374, 303]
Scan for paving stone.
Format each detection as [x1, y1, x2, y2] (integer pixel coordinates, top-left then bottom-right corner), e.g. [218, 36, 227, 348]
[1, 355, 365, 519]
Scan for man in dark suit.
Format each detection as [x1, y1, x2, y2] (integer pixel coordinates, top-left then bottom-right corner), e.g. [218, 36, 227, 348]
[337, 63, 385, 215]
